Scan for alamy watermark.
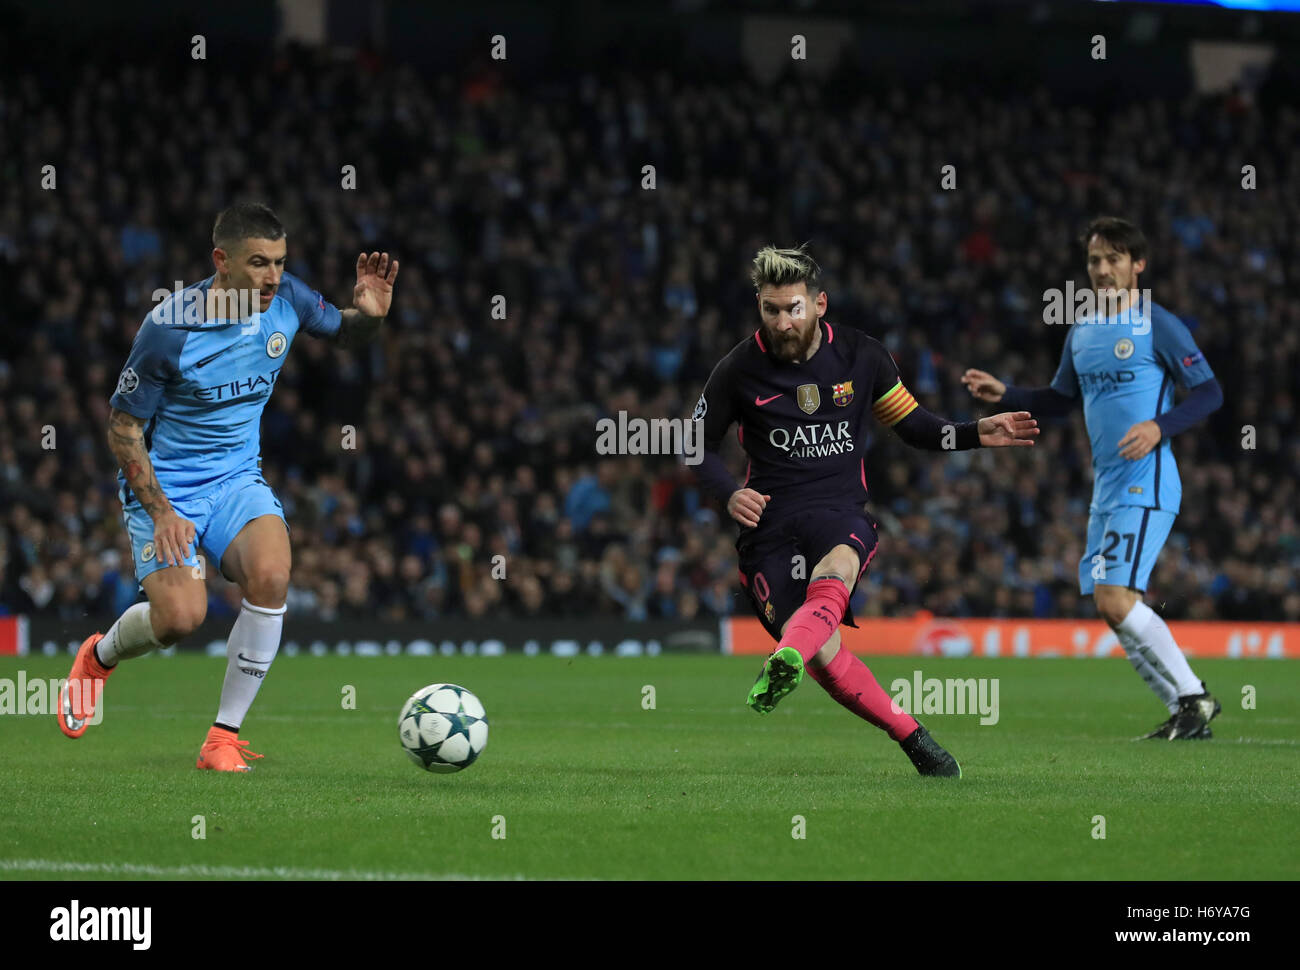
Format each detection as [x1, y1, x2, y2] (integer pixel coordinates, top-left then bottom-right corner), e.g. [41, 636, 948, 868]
[150, 281, 265, 335]
[1042, 284, 1152, 335]
[1, 672, 102, 723]
[49, 900, 150, 950]
[890, 671, 999, 726]
[595, 411, 703, 465]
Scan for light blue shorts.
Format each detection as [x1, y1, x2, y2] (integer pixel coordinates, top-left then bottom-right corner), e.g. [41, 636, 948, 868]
[120, 468, 287, 587]
[1078, 506, 1176, 595]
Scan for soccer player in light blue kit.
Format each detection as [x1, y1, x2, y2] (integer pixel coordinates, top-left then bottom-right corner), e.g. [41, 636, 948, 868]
[962, 217, 1224, 739]
[58, 203, 400, 770]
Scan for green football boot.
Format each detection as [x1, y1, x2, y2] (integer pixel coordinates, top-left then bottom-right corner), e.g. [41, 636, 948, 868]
[747, 646, 805, 713]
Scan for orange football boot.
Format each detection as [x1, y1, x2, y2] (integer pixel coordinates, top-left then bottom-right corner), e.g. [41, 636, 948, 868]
[57, 633, 113, 739]
[196, 725, 263, 772]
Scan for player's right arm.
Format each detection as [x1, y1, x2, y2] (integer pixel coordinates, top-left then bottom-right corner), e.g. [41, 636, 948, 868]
[107, 409, 194, 568]
[690, 352, 770, 528]
[962, 328, 1078, 416]
[109, 313, 195, 567]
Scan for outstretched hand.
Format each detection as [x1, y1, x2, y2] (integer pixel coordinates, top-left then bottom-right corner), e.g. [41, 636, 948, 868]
[961, 368, 1006, 403]
[977, 411, 1038, 447]
[353, 252, 399, 319]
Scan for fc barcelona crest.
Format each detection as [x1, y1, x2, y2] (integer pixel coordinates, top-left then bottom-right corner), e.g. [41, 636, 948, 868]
[797, 384, 821, 414]
[833, 381, 854, 407]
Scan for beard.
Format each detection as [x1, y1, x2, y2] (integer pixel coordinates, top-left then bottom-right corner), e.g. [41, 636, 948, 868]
[764, 320, 819, 362]
[1092, 278, 1133, 318]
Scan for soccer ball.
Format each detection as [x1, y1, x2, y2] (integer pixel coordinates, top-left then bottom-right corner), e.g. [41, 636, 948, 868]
[398, 683, 489, 773]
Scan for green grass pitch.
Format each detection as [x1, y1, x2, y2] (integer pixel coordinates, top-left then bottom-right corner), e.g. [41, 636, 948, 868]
[2, 653, 1296, 880]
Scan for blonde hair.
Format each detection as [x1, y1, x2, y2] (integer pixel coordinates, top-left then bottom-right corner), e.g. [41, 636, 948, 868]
[751, 243, 822, 294]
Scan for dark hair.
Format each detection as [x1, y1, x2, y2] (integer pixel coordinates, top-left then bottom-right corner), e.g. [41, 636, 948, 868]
[212, 202, 286, 252]
[1081, 216, 1147, 265]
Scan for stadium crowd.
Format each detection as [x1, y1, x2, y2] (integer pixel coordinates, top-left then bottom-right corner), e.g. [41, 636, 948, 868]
[2, 50, 1297, 625]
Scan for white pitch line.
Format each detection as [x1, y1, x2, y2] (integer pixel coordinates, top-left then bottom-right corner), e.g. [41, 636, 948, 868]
[0, 858, 528, 881]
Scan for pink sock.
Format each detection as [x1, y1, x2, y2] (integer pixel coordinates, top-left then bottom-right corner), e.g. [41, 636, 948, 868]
[778, 577, 850, 664]
[809, 647, 919, 741]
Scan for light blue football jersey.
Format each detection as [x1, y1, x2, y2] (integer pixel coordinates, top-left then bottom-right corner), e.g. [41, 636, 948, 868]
[1049, 300, 1215, 513]
[110, 272, 341, 503]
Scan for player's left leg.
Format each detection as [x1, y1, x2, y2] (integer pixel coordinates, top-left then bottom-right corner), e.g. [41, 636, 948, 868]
[747, 542, 860, 713]
[193, 474, 291, 770]
[746, 507, 873, 713]
[1089, 508, 1219, 740]
[774, 542, 862, 664]
[1080, 509, 1179, 714]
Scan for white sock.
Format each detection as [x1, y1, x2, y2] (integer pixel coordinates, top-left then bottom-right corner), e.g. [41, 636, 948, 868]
[1116, 601, 1203, 706]
[1121, 648, 1180, 714]
[96, 602, 164, 665]
[215, 598, 286, 731]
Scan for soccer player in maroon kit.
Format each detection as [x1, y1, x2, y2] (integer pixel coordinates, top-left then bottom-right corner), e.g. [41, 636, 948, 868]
[691, 246, 1038, 776]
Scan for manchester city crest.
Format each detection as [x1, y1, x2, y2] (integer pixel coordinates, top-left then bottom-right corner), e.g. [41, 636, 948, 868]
[266, 331, 288, 358]
[1113, 338, 1134, 360]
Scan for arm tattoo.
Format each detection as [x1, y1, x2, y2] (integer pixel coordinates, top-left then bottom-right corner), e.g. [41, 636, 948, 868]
[336, 308, 385, 349]
[107, 409, 173, 519]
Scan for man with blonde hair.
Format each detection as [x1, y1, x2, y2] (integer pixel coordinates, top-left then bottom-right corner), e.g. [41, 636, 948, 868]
[691, 244, 1038, 776]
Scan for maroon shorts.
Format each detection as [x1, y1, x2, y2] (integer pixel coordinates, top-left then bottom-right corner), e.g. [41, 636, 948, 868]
[736, 507, 880, 643]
